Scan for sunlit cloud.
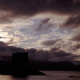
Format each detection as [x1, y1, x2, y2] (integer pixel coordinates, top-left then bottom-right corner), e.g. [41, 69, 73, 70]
[0, 13, 71, 50]
[0, 11, 80, 57]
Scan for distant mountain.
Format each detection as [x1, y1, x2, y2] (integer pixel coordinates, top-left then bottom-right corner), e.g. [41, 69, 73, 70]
[28, 60, 80, 71]
[72, 61, 80, 65]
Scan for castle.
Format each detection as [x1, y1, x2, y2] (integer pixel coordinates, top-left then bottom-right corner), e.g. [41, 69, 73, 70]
[12, 52, 28, 76]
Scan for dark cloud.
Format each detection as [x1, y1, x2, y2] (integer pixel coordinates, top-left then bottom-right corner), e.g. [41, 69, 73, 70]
[0, 15, 12, 23]
[0, 41, 79, 62]
[0, 37, 5, 38]
[71, 34, 80, 41]
[73, 44, 80, 50]
[0, 0, 79, 17]
[62, 14, 80, 29]
[0, 0, 80, 23]
[73, 0, 80, 5]
[50, 48, 77, 61]
[41, 18, 50, 23]
[25, 48, 49, 61]
[69, 31, 80, 42]
[36, 18, 53, 32]
[0, 41, 8, 46]
[61, 14, 80, 45]
[41, 39, 60, 46]
[0, 41, 24, 56]
[26, 47, 79, 62]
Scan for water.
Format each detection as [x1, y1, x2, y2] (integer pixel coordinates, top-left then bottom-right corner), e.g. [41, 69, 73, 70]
[0, 71, 80, 80]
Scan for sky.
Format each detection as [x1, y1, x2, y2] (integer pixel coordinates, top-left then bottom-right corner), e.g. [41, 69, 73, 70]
[0, 0, 80, 62]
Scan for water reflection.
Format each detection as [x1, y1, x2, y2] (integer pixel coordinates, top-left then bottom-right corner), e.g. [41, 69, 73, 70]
[0, 75, 80, 80]
[0, 71, 80, 80]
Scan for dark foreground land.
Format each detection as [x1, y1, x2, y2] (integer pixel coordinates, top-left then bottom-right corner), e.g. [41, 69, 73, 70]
[0, 52, 80, 77]
[0, 60, 80, 77]
[0, 60, 45, 77]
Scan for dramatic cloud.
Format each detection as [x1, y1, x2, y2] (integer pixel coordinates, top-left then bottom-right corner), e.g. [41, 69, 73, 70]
[0, 41, 8, 46]
[0, 41, 80, 63]
[73, 0, 80, 5]
[26, 47, 80, 62]
[0, 0, 80, 63]
[35, 18, 53, 32]
[71, 33, 80, 42]
[0, 15, 12, 23]
[0, 41, 24, 56]
[62, 14, 80, 29]
[49, 48, 78, 61]
[65, 29, 80, 42]
[41, 39, 60, 46]
[0, 0, 80, 23]
[41, 18, 50, 24]
[0, 0, 73, 16]
[73, 44, 80, 51]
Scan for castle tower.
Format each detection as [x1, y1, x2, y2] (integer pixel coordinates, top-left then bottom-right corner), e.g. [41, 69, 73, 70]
[12, 52, 28, 76]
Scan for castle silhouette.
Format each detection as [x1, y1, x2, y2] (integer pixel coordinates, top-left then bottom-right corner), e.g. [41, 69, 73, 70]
[12, 52, 28, 76]
[11, 52, 45, 76]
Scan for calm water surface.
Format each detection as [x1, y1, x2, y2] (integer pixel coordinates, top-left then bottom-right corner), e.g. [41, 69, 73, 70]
[0, 71, 80, 80]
